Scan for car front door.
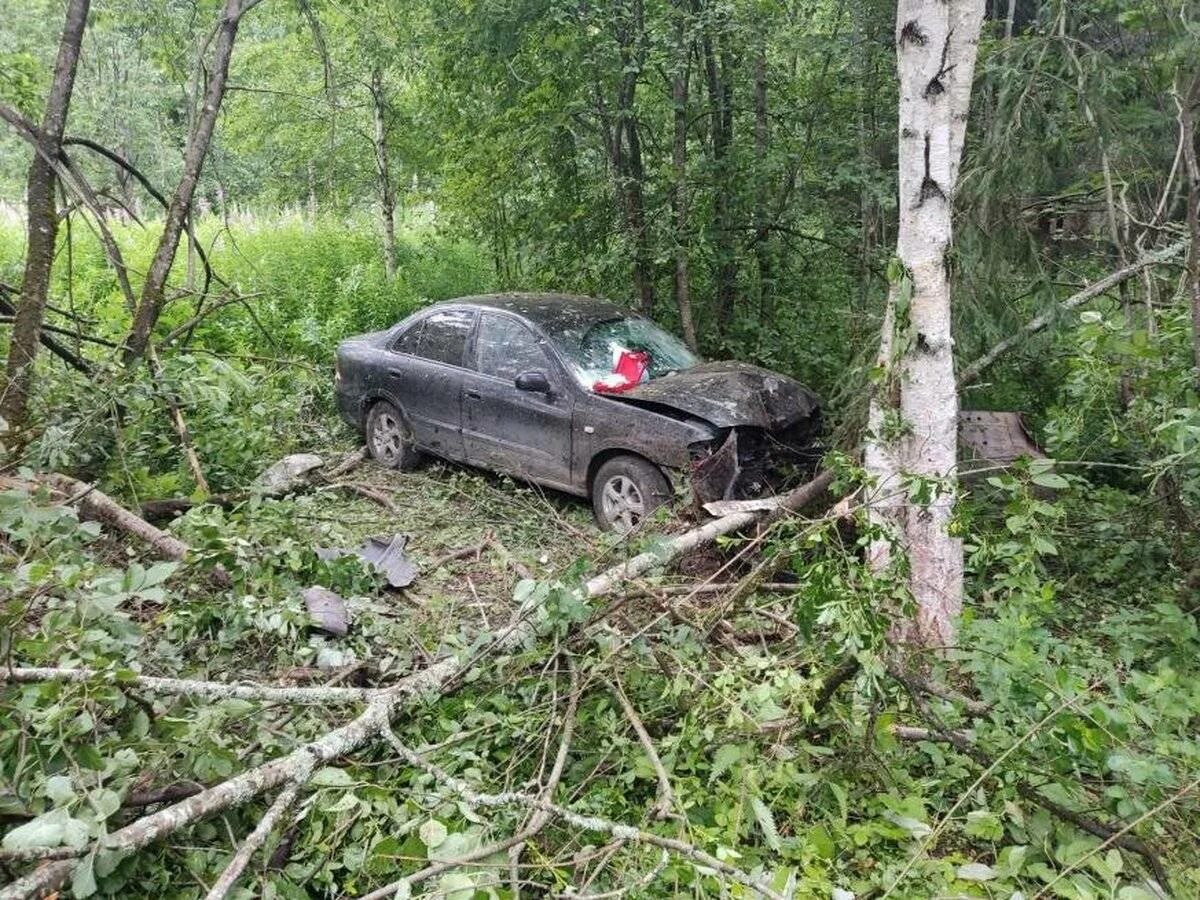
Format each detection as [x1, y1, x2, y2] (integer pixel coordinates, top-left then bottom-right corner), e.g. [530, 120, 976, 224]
[385, 308, 474, 461]
[461, 312, 575, 490]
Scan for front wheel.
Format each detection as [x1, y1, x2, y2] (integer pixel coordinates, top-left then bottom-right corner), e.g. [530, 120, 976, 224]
[591, 455, 671, 534]
[366, 401, 422, 470]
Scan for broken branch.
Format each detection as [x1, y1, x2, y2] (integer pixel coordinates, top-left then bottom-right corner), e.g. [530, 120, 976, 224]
[960, 240, 1188, 386]
[380, 726, 786, 900]
[3, 667, 382, 704]
[203, 777, 307, 900]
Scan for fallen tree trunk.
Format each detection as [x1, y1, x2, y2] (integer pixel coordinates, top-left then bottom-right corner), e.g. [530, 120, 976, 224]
[0, 470, 836, 898]
[20, 473, 191, 561]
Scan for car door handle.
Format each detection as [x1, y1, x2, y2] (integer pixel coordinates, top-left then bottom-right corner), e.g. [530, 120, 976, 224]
[387, 368, 403, 378]
[464, 390, 482, 400]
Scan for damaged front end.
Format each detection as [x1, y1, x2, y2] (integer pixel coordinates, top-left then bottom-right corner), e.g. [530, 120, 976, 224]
[689, 415, 823, 505]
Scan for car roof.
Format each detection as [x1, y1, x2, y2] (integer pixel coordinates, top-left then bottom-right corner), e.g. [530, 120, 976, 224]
[432, 292, 627, 335]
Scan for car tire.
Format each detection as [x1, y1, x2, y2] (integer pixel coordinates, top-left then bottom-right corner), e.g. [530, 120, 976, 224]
[366, 401, 422, 470]
[592, 455, 671, 534]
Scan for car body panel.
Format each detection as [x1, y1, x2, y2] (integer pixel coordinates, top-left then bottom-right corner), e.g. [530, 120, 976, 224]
[334, 293, 821, 502]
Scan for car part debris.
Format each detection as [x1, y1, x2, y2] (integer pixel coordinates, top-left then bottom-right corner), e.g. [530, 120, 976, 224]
[959, 410, 1046, 471]
[252, 453, 325, 496]
[301, 586, 349, 636]
[315, 533, 418, 588]
[691, 430, 740, 504]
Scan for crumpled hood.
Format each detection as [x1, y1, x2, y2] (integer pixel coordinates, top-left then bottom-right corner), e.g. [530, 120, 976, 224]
[614, 361, 820, 429]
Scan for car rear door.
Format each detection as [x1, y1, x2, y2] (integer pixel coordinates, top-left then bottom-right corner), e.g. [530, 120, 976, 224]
[385, 308, 474, 461]
[461, 312, 575, 490]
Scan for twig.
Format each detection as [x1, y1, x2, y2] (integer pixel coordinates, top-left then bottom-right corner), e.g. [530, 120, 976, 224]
[890, 671, 1172, 894]
[204, 777, 307, 900]
[323, 447, 368, 479]
[605, 676, 674, 819]
[331, 481, 397, 512]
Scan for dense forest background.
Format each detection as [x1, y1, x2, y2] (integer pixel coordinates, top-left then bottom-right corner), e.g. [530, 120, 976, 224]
[2, 0, 1199, 898]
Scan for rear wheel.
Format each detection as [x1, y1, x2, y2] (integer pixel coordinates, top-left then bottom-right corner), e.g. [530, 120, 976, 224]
[591, 455, 671, 534]
[366, 401, 422, 470]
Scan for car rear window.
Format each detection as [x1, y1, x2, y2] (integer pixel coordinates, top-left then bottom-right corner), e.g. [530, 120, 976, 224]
[396, 310, 473, 367]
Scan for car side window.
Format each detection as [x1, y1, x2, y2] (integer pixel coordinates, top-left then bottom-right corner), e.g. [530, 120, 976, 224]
[391, 321, 424, 355]
[413, 310, 473, 367]
[476, 313, 550, 382]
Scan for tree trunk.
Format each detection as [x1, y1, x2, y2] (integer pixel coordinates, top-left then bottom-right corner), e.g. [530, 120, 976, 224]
[702, 28, 736, 334]
[122, 0, 249, 365]
[1179, 71, 1200, 387]
[613, 0, 655, 315]
[752, 36, 774, 324]
[670, 3, 697, 350]
[0, 0, 90, 432]
[370, 65, 398, 280]
[863, 0, 985, 648]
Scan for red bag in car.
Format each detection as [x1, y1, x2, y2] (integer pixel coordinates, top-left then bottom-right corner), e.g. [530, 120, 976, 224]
[593, 349, 650, 393]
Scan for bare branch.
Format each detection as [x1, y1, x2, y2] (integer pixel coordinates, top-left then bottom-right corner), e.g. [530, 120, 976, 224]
[3, 667, 382, 704]
[960, 240, 1189, 386]
[204, 778, 307, 900]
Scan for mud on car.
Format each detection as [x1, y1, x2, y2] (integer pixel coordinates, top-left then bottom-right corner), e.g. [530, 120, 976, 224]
[334, 293, 821, 532]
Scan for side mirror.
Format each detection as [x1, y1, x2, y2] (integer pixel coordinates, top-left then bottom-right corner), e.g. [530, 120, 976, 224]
[514, 370, 552, 393]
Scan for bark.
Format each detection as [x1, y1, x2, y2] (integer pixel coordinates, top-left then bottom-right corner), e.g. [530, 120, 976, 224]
[1179, 71, 1200, 387]
[670, 2, 697, 350]
[12, 472, 192, 561]
[863, 0, 985, 648]
[203, 780, 304, 900]
[122, 0, 250, 365]
[3, 667, 380, 705]
[369, 65, 398, 280]
[0, 0, 89, 431]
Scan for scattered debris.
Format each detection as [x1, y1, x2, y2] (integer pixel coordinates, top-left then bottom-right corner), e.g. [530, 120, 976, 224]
[301, 586, 350, 636]
[316, 533, 418, 588]
[251, 452, 326, 496]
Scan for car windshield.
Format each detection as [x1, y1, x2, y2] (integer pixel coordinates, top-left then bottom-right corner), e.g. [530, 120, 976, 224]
[554, 315, 699, 389]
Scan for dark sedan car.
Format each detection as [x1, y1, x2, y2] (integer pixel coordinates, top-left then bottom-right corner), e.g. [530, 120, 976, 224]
[334, 293, 820, 532]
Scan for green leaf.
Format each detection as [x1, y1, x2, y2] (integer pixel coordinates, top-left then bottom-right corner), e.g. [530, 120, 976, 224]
[419, 819, 448, 849]
[1031, 472, 1069, 489]
[72, 853, 98, 898]
[956, 862, 997, 882]
[437, 872, 475, 900]
[43, 774, 75, 806]
[310, 767, 355, 787]
[709, 744, 743, 782]
[750, 796, 781, 852]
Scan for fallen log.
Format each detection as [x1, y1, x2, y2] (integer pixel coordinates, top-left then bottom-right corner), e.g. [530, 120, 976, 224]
[7, 473, 191, 561]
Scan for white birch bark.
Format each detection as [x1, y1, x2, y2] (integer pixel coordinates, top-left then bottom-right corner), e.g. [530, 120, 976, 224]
[863, 0, 984, 647]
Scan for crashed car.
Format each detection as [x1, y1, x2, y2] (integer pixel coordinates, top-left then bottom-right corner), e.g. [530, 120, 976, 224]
[334, 293, 821, 532]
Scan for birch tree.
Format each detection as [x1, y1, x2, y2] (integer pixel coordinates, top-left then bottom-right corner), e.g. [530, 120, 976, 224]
[863, 0, 984, 647]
